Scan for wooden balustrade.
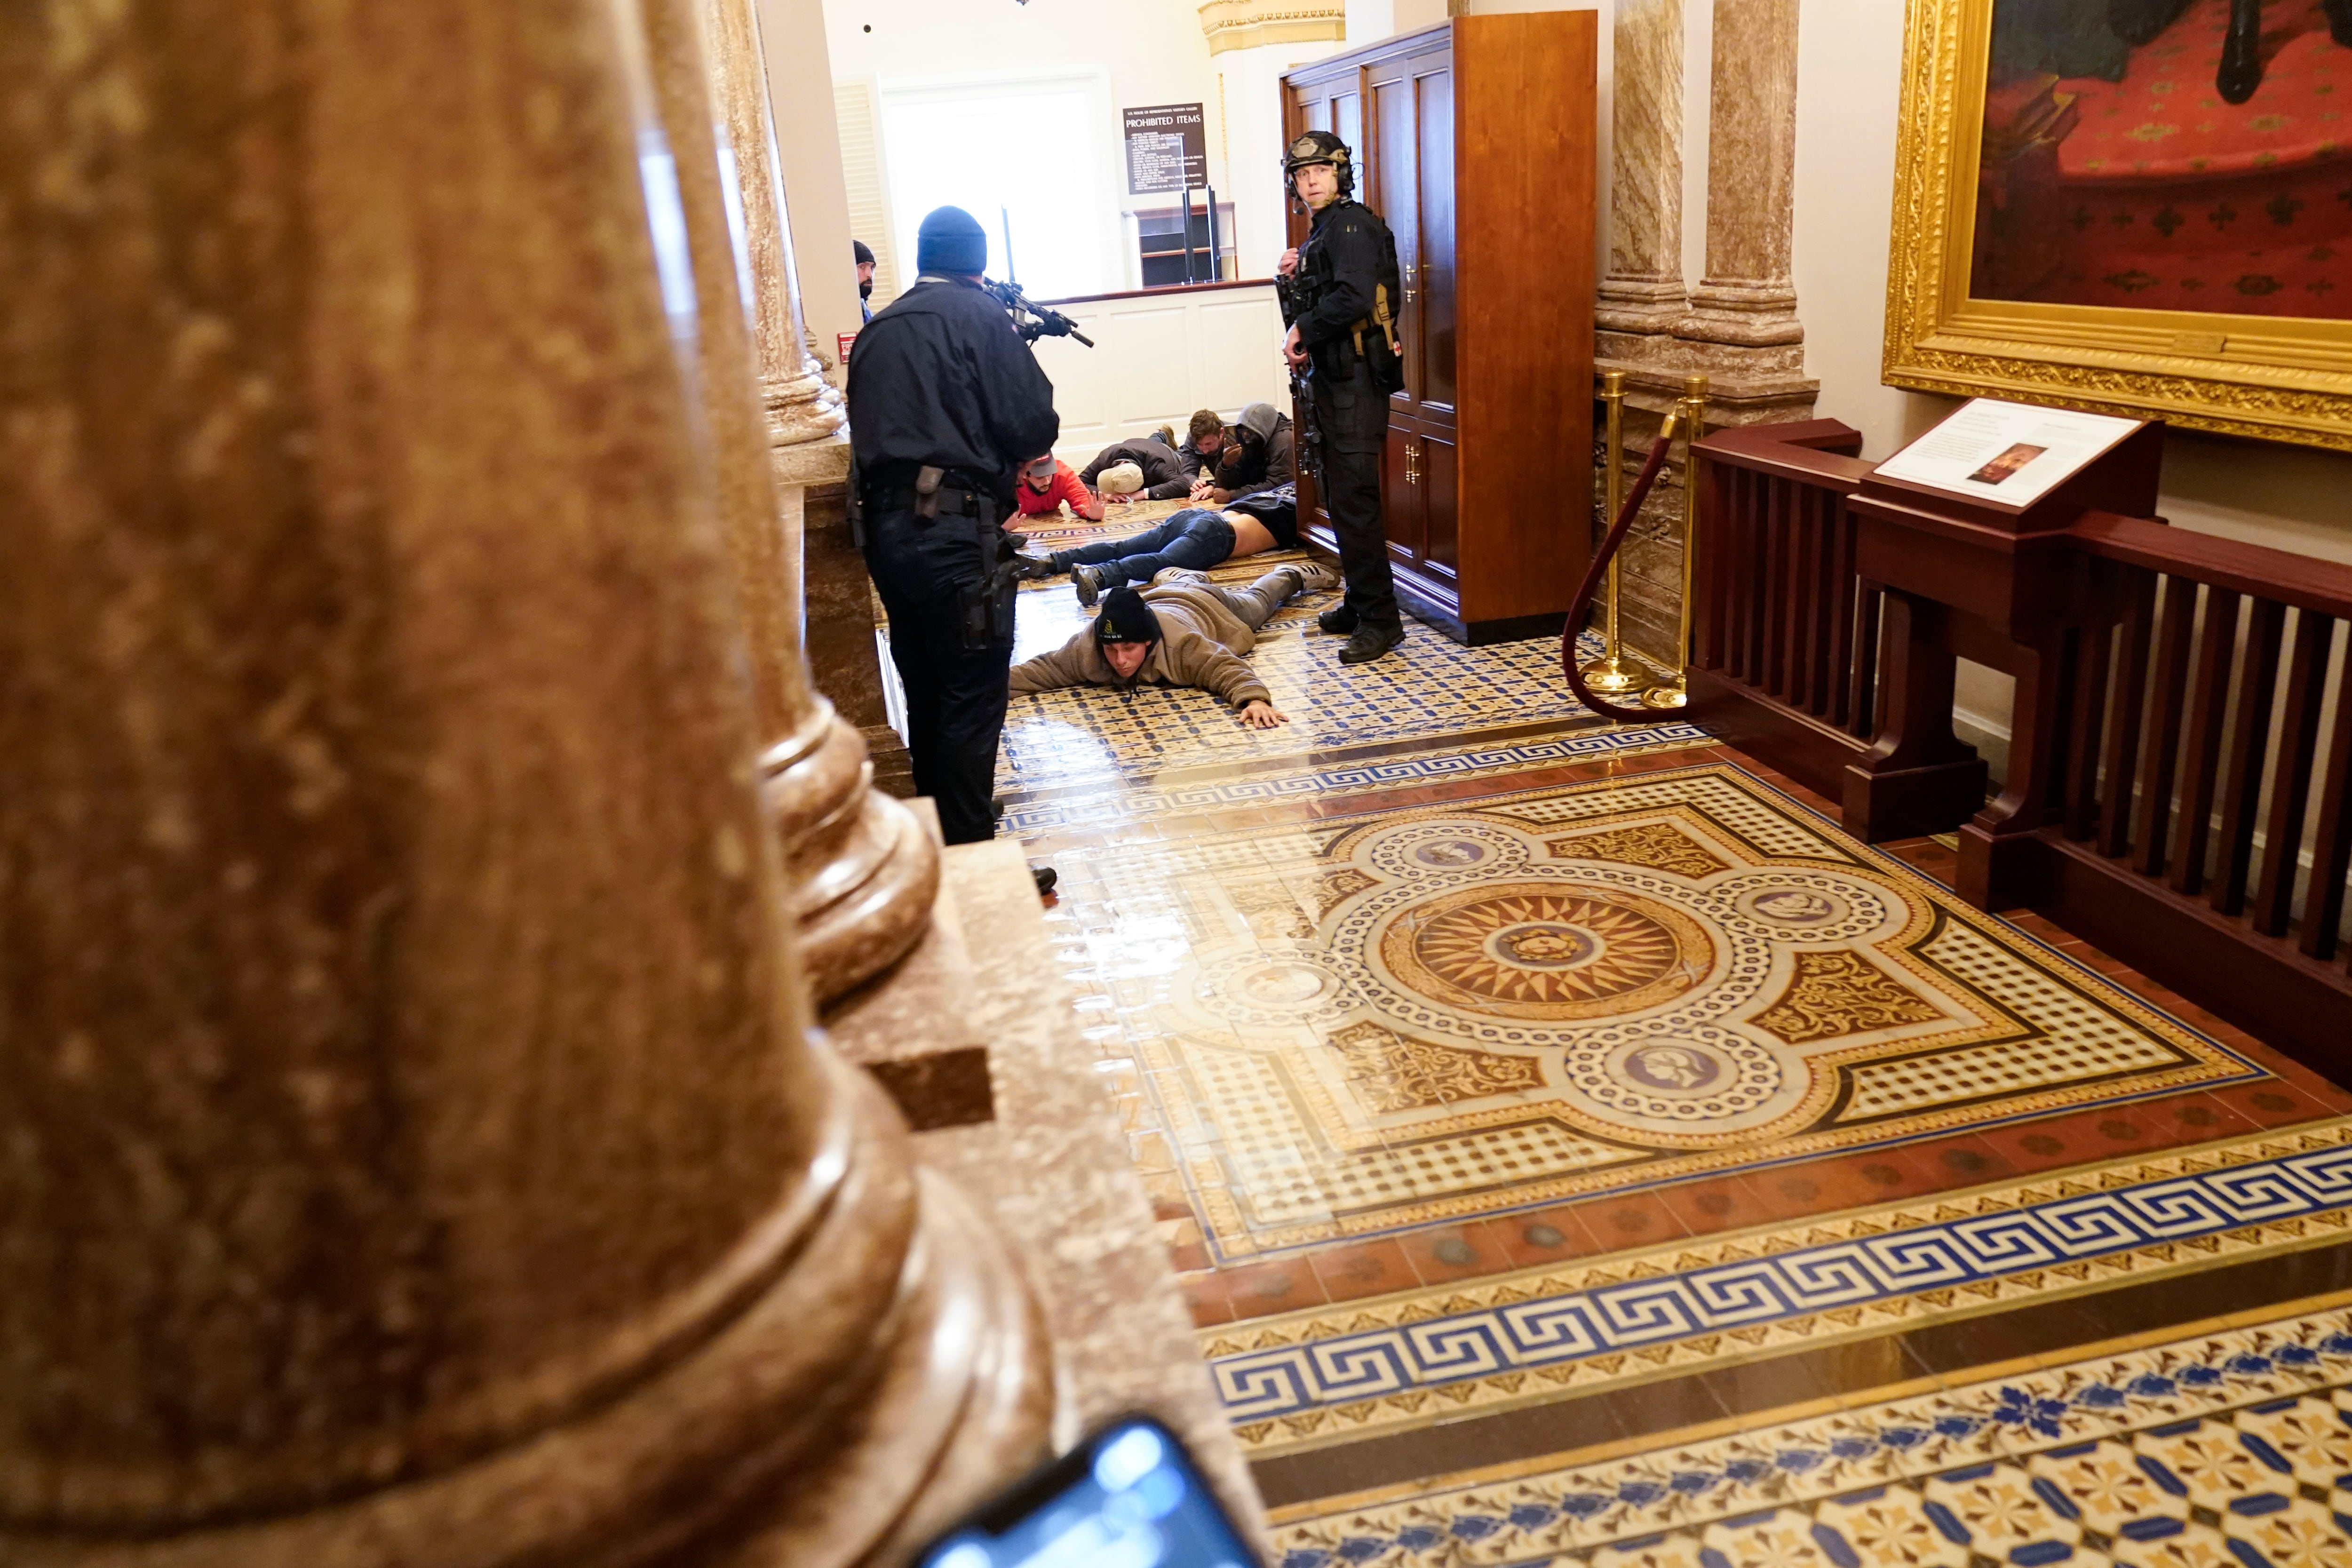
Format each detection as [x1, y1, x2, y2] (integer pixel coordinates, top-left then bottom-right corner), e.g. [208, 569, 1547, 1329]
[2025, 522, 2352, 1060]
[1685, 421, 2352, 1066]
[1695, 422, 1873, 747]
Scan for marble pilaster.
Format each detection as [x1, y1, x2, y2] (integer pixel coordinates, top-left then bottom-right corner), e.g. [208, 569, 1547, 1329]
[702, 0, 940, 1002]
[1597, 0, 1690, 351]
[0, 1, 1051, 1562]
[1675, 0, 1808, 376]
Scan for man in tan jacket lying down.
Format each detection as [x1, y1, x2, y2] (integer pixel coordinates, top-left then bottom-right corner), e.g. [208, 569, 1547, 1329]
[1009, 563, 1337, 729]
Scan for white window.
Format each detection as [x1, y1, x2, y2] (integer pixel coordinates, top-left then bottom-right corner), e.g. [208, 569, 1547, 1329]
[879, 71, 1118, 302]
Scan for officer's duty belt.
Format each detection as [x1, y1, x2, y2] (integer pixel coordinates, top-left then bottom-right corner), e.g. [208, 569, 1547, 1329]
[869, 485, 992, 520]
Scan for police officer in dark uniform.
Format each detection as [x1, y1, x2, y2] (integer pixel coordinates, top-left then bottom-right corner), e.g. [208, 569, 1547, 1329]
[847, 205, 1060, 888]
[1278, 130, 1406, 665]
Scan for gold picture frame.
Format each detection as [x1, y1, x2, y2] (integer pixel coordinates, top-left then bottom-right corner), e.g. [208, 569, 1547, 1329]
[1884, 0, 2352, 453]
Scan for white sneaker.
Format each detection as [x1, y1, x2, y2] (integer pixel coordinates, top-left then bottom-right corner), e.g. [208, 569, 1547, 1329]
[1294, 561, 1342, 594]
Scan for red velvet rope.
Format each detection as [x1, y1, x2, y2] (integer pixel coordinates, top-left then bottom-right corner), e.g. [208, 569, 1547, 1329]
[1560, 421, 1683, 724]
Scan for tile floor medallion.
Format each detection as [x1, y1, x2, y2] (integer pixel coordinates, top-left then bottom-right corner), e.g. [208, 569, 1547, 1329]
[1057, 765, 2260, 1263]
[946, 527, 2352, 1536]
[1269, 1294, 2352, 1568]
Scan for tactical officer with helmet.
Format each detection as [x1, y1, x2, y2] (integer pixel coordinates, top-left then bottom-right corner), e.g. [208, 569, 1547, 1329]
[1278, 129, 1406, 665]
[848, 205, 1060, 889]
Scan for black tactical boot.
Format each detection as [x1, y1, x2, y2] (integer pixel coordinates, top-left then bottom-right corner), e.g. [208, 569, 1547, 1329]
[1317, 603, 1359, 635]
[1338, 624, 1405, 665]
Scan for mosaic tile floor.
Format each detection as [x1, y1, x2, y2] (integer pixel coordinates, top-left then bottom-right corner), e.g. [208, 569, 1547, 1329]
[916, 545, 2352, 1555]
[1270, 1295, 2352, 1568]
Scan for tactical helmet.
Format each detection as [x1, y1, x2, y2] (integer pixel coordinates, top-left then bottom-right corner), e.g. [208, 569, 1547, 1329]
[1283, 129, 1355, 200]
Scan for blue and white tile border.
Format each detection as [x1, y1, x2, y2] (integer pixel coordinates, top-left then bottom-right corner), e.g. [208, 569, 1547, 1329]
[1210, 1124, 2352, 1455]
[1269, 1297, 2352, 1567]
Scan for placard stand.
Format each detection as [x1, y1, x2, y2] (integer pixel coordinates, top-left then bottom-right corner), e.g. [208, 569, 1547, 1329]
[1844, 406, 2164, 905]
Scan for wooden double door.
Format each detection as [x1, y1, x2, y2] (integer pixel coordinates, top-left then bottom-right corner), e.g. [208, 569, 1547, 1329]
[1285, 16, 1595, 645]
[1289, 37, 1460, 602]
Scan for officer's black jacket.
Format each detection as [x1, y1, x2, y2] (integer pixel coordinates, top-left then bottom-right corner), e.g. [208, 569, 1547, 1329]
[1295, 199, 1396, 375]
[846, 276, 1059, 505]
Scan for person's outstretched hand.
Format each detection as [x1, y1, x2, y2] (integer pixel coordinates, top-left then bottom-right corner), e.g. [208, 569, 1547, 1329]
[1239, 701, 1289, 729]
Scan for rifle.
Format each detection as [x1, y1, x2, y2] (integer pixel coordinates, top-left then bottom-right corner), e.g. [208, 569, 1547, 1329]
[984, 278, 1095, 347]
[1273, 270, 1324, 484]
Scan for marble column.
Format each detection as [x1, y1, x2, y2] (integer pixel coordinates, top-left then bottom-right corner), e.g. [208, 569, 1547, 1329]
[1676, 0, 1806, 370]
[0, 0, 1048, 1561]
[706, 0, 844, 447]
[699, 0, 940, 1003]
[1596, 0, 1690, 351]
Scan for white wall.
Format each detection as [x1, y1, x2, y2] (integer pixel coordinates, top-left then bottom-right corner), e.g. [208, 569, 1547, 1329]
[823, 0, 1257, 288]
[1033, 284, 1292, 467]
[1216, 43, 1337, 280]
[1790, 0, 2352, 765]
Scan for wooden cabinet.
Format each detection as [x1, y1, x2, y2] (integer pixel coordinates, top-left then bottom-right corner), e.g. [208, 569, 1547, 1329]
[1284, 14, 1595, 644]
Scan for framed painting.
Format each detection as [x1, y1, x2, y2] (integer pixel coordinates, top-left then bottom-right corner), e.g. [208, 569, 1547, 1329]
[1886, 0, 2352, 451]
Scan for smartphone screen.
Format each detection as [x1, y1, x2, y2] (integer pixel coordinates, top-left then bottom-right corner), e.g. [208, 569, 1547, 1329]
[914, 1416, 1259, 1568]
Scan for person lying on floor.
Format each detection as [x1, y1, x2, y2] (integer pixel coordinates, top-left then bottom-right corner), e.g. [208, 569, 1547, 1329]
[1008, 564, 1337, 728]
[1190, 401, 1295, 507]
[1017, 483, 1303, 605]
[1009, 451, 1103, 524]
[1164, 407, 1235, 497]
[1078, 436, 1191, 505]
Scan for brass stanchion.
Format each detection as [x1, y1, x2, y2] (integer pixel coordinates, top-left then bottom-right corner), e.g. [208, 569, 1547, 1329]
[1643, 373, 1710, 711]
[1580, 371, 1641, 694]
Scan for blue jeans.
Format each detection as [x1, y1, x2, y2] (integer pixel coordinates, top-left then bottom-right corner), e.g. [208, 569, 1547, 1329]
[1050, 509, 1234, 590]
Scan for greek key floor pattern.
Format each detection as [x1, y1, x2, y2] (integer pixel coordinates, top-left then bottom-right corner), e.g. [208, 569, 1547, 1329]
[962, 553, 2352, 1542]
[1269, 1293, 2352, 1568]
[1211, 1122, 2352, 1457]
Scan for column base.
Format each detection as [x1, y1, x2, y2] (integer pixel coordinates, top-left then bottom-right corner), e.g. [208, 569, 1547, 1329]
[1593, 355, 1820, 426]
[1597, 276, 1689, 339]
[826, 835, 1271, 1547]
[709, 1162, 1057, 1568]
[5, 1054, 1054, 1568]
[1675, 279, 1805, 353]
[763, 702, 943, 1004]
[764, 370, 846, 447]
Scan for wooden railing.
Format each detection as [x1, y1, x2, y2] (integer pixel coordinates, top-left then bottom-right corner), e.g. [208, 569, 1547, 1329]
[2048, 521, 2352, 968]
[1694, 422, 1878, 755]
[1686, 420, 2352, 1063]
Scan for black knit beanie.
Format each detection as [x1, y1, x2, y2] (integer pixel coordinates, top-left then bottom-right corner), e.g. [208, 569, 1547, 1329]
[1095, 587, 1163, 650]
[915, 206, 988, 277]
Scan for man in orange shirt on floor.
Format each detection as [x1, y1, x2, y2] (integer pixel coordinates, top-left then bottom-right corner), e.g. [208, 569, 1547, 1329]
[1008, 452, 1103, 525]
